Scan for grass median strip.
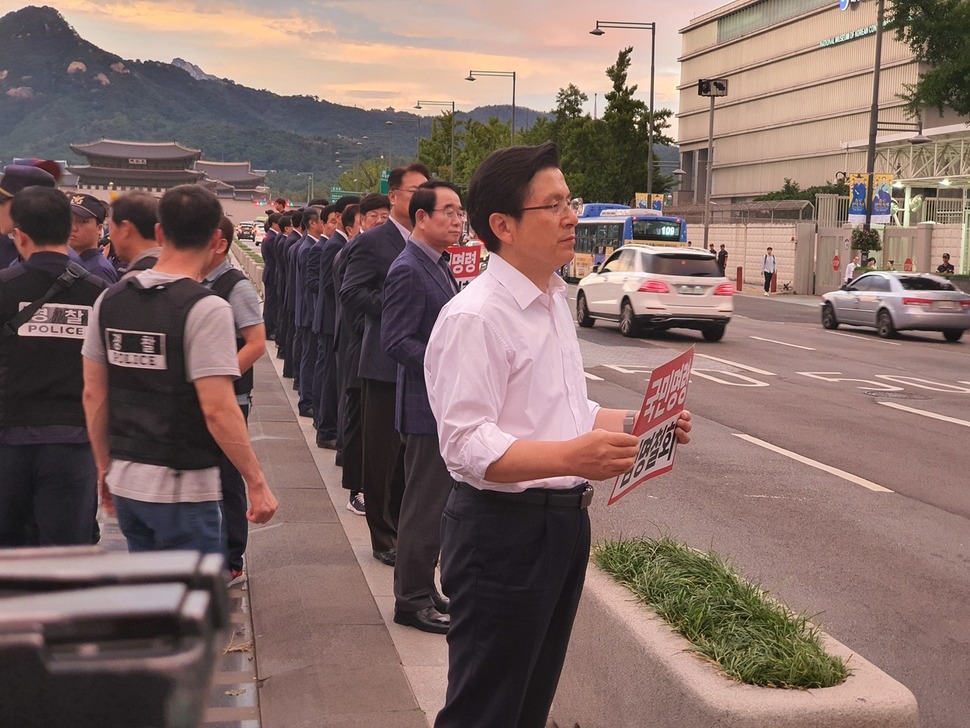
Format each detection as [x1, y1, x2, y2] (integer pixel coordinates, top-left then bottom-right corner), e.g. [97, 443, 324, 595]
[592, 537, 850, 689]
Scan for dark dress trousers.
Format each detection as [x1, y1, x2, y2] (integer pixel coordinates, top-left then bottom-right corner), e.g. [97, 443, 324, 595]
[381, 241, 458, 612]
[339, 218, 407, 552]
[332, 239, 364, 492]
[260, 229, 280, 339]
[312, 232, 346, 440]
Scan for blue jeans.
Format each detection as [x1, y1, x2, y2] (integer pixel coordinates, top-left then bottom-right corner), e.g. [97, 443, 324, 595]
[0, 443, 97, 547]
[114, 495, 223, 556]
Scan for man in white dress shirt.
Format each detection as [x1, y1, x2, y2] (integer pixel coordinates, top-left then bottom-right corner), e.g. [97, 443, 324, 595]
[424, 142, 692, 728]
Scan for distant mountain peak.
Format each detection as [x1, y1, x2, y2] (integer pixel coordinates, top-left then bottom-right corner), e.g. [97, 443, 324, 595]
[171, 57, 221, 83]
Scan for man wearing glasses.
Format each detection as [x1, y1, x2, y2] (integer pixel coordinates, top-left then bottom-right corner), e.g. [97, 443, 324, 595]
[381, 181, 464, 634]
[340, 163, 429, 566]
[424, 143, 692, 727]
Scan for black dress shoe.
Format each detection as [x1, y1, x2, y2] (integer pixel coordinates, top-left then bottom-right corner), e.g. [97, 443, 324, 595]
[393, 607, 450, 634]
[316, 436, 338, 450]
[299, 408, 314, 418]
[372, 549, 396, 566]
[334, 450, 344, 467]
[431, 591, 450, 614]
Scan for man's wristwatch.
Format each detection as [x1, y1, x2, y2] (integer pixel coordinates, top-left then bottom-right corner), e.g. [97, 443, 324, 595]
[623, 411, 636, 435]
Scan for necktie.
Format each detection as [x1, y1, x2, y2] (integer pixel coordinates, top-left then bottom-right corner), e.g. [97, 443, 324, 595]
[438, 252, 459, 295]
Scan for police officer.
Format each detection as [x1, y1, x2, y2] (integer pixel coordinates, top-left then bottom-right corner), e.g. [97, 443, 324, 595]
[81, 184, 277, 555]
[201, 216, 267, 584]
[68, 193, 118, 283]
[1, 165, 58, 268]
[0, 183, 108, 547]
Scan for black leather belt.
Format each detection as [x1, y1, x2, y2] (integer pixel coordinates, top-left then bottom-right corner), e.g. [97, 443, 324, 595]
[456, 481, 593, 510]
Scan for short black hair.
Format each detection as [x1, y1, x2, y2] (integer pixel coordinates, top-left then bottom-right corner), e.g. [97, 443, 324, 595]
[10, 186, 71, 247]
[308, 197, 331, 207]
[320, 204, 338, 221]
[267, 212, 282, 227]
[158, 185, 222, 250]
[332, 195, 361, 214]
[279, 215, 293, 230]
[217, 215, 234, 254]
[290, 208, 305, 230]
[359, 193, 390, 215]
[467, 142, 560, 252]
[410, 180, 461, 226]
[341, 204, 360, 230]
[275, 197, 287, 206]
[110, 191, 158, 240]
[388, 163, 430, 191]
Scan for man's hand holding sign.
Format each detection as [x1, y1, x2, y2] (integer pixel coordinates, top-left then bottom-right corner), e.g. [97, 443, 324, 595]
[609, 347, 695, 505]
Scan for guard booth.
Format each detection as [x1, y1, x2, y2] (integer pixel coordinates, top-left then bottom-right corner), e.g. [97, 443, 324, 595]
[0, 549, 228, 728]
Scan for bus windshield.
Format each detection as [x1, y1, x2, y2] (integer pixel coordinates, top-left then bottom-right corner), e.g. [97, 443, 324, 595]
[632, 218, 684, 243]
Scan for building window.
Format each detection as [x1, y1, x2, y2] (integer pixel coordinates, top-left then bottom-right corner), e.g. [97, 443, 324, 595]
[718, 0, 832, 43]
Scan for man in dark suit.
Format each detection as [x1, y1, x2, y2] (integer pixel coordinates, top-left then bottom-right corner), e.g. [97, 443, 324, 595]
[381, 181, 463, 634]
[340, 164, 429, 564]
[333, 194, 390, 516]
[279, 210, 304, 380]
[260, 213, 282, 340]
[293, 206, 323, 417]
[312, 199, 359, 449]
[273, 214, 296, 367]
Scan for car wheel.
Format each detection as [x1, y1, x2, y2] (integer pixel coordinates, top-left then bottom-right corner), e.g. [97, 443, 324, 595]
[701, 323, 726, 342]
[821, 303, 839, 330]
[877, 309, 896, 338]
[619, 301, 638, 338]
[576, 293, 594, 328]
[942, 328, 964, 343]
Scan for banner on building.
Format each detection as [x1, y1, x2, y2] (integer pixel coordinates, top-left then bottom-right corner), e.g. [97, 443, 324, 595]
[635, 193, 664, 212]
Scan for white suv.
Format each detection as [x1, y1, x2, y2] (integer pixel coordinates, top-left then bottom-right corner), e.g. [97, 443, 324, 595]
[576, 245, 734, 341]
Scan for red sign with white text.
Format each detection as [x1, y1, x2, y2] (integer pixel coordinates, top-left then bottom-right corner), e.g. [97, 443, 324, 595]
[608, 347, 694, 505]
[447, 244, 482, 289]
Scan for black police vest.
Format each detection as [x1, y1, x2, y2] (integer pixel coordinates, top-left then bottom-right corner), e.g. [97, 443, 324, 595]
[0, 262, 106, 427]
[208, 268, 253, 396]
[98, 276, 222, 470]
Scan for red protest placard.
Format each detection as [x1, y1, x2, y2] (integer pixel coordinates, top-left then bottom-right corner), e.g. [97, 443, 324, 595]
[608, 346, 694, 506]
[447, 244, 482, 289]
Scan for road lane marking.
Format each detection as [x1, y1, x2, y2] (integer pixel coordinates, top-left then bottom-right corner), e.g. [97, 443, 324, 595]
[749, 336, 815, 350]
[584, 371, 604, 381]
[693, 352, 776, 376]
[877, 401, 970, 427]
[828, 331, 901, 346]
[733, 434, 893, 492]
[692, 370, 769, 387]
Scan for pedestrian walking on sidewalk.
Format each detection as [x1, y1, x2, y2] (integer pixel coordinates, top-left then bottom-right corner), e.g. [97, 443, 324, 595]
[762, 246, 777, 295]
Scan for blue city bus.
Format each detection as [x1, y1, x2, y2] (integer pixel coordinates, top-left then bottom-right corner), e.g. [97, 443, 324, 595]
[564, 208, 688, 281]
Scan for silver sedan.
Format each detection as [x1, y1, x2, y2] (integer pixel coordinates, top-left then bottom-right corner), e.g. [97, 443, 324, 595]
[821, 271, 970, 341]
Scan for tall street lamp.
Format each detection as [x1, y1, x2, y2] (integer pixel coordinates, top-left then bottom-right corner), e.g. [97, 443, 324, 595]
[590, 20, 656, 200]
[386, 118, 421, 160]
[416, 100, 457, 181]
[298, 172, 313, 205]
[465, 70, 516, 145]
[862, 0, 930, 240]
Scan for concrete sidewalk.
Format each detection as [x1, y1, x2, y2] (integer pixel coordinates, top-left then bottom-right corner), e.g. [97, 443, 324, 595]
[245, 352, 448, 727]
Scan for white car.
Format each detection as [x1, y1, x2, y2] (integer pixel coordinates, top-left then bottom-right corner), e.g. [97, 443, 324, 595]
[576, 244, 734, 341]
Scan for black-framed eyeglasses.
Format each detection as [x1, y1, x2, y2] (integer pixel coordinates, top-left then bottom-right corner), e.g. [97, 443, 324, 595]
[520, 198, 581, 217]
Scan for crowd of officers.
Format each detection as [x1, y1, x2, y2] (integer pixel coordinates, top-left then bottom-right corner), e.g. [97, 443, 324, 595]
[0, 161, 276, 585]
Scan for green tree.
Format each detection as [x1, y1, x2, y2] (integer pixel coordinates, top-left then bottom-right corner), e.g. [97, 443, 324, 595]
[888, 0, 970, 116]
[755, 177, 849, 202]
[337, 157, 391, 194]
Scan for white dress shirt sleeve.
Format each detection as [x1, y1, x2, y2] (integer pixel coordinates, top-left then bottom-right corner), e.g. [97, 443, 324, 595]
[425, 311, 517, 483]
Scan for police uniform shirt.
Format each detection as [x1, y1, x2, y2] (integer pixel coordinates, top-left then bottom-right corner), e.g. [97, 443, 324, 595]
[81, 269, 239, 504]
[202, 260, 263, 405]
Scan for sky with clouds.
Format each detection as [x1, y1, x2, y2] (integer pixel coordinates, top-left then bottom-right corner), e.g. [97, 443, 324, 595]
[2, 1, 721, 133]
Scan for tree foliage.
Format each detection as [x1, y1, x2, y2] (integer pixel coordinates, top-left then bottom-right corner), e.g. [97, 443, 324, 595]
[415, 47, 675, 205]
[887, 0, 970, 116]
[755, 177, 849, 202]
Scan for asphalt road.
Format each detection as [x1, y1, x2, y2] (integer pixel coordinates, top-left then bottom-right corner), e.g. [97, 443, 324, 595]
[572, 290, 970, 728]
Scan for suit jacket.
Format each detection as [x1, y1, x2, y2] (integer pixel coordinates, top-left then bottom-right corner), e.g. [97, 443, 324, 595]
[381, 240, 457, 435]
[294, 234, 318, 328]
[276, 230, 300, 308]
[260, 229, 279, 285]
[339, 218, 406, 382]
[284, 232, 306, 318]
[333, 236, 364, 390]
[314, 231, 346, 336]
